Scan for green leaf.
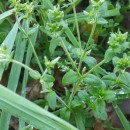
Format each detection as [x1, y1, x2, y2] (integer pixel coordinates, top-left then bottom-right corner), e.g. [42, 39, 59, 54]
[104, 8, 120, 17]
[0, 84, 78, 130]
[71, 97, 82, 108]
[118, 72, 130, 87]
[46, 91, 57, 110]
[115, 89, 130, 100]
[28, 25, 39, 35]
[62, 69, 80, 85]
[0, 22, 19, 79]
[43, 74, 55, 83]
[64, 88, 71, 104]
[71, 48, 84, 57]
[97, 18, 108, 24]
[78, 90, 89, 102]
[65, 27, 80, 48]
[21, 25, 39, 95]
[64, 0, 82, 14]
[83, 56, 97, 68]
[0, 20, 27, 130]
[20, 25, 39, 129]
[83, 56, 107, 76]
[73, 107, 85, 130]
[102, 73, 117, 87]
[41, 0, 53, 9]
[0, 9, 14, 21]
[112, 101, 130, 130]
[49, 37, 60, 53]
[93, 99, 107, 120]
[0, 21, 11, 43]
[29, 70, 41, 80]
[83, 74, 106, 88]
[60, 107, 71, 122]
[104, 49, 115, 63]
[99, 8, 120, 17]
[66, 8, 120, 23]
[104, 90, 116, 100]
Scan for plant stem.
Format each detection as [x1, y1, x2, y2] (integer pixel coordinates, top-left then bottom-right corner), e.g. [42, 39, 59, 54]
[0, 58, 40, 76]
[84, 18, 97, 52]
[11, 59, 41, 76]
[72, 1, 82, 49]
[42, 69, 47, 77]
[15, 14, 27, 36]
[82, 59, 105, 79]
[56, 95, 69, 109]
[68, 82, 79, 107]
[28, 38, 44, 73]
[78, 13, 98, 71]
[60, 37, 80, 76]
[16, 15, 43, 73]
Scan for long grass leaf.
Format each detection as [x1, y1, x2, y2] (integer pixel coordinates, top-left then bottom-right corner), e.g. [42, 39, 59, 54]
[0, 22, 18, 79]
[0, 20, 27, 130]
[65, 27, 80, 48]
[64, 0, 82, 14]
[112, 101, 130, 130]
[74, 107, 85, 130]
[19, 25, 39, 129]
[0, 9, 15, 21]
[0, 84, 78, 130]
[41, 0, 53, 9]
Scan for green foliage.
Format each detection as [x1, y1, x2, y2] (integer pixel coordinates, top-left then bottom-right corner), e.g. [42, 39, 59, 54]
[46, 91, 57, 110]
[62, 69, 80, 85]
[0, 0, 130, 130]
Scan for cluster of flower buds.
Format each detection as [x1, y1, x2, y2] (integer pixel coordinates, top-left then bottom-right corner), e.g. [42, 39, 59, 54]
[9, 0, 34, 17]
[46, 5, 67, 37]
[108, 30, 128, 52]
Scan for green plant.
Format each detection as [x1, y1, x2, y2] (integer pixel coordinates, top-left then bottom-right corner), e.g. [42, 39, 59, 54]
[0, 0, 130, 130]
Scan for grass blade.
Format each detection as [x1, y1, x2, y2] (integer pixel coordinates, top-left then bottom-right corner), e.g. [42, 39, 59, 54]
[0, 84, 78, 130]
[41, 0, 53, 9]
[65, 27, 80, 48]
[112, 101, 130, 130]
[19, 25, 39, 129]
[0, 20, 28, 130]
[0, 9, 15, 21]
[0, 22, 18, 79]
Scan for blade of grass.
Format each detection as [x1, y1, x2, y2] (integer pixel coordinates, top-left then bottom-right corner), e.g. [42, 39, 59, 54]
[60, 37, 80, 75]
[0, 4, 14, 26]
[112, 101, 130, 130]
[65, 27, 80, 48]
[74, 107, 85, 130]
[0, 20, 28, 130]
[41, 0, 53, 9]
[0, 9, 15, 21]
[72, 0, 82, 49]
[0, 22, 18, 79]
[19, 25, 39, 129]
[66, 13, 86, 23]
[64, 0, 82, 15]
[0, 2, 4, 12]
[0, 84, 78, 130]
[66, 8, 120, 23]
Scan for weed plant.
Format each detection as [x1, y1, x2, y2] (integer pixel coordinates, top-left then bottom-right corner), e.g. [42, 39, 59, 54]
[0, 0, 130, 130]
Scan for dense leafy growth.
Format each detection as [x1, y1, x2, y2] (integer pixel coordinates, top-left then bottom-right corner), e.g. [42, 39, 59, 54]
[0, 0, 130, 130]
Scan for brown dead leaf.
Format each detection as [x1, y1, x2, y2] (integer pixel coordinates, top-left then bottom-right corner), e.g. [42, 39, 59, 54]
[26, 80, 43, 101]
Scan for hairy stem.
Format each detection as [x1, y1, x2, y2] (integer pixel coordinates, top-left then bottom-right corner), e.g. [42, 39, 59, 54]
[72, 1, 82, 49]
[16, 15, 43, 73]
[78, 13, 98, 71]
[60, 37, 80, 76]
[82, 59, 105, 79]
